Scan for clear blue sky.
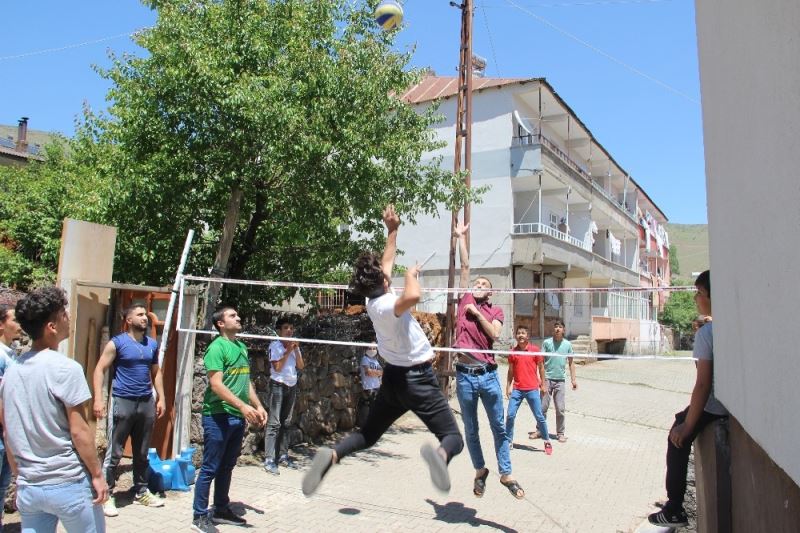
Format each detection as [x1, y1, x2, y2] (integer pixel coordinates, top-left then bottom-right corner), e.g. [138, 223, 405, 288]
[0, 0, 707, 223]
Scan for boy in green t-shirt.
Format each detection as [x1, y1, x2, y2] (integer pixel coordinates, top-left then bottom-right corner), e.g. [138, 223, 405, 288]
[191, 307, 267, 533]
[529, 320, 576, 443]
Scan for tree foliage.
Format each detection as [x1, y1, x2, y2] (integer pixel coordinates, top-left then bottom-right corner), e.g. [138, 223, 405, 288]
[659, 278, 696, 334]
[669, 244, 680, 275]
[86, 0, 477, 292]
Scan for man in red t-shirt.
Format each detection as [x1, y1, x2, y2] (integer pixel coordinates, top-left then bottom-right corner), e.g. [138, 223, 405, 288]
[505, 325, 552, 455]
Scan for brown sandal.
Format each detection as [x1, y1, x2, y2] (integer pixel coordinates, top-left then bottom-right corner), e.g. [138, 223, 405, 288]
[473, 468, 489, 497]
[501, 478, 525, 499]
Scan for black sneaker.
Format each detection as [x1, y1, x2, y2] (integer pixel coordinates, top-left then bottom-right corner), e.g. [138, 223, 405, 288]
[191, 514, 218, 532]
[648, 507, 688, 527]
[212, 506, 247, 526]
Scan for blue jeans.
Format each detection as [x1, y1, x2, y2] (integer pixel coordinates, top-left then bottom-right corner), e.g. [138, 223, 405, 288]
[193, 414, 245, 518]
[506, 389, 550, 444]
[0, 434, 13, 524]
[456, 370, 512, 475]
[16, 476, 105, 533]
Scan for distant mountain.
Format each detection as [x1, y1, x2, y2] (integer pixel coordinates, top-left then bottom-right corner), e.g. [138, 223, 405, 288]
[666, 223, 709, 281]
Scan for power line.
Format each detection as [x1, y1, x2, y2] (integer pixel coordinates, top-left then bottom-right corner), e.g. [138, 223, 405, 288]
[502, 0, 698, 104]
[478, 3, 502, 76]
[480, 0, 673, 8]
[0, 29, 146, 63]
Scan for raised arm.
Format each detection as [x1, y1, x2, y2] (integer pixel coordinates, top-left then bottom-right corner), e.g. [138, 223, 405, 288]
[381, 205, 401, 280]
[454, 221, 470, 289]
[394, 264, 421, 317]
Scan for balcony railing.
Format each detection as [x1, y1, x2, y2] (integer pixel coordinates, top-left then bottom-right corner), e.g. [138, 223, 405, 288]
[512, 222, 592, 252]
[513, 133, 637, 222]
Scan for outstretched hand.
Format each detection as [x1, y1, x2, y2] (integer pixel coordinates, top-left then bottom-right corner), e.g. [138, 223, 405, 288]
[383, 204, 400, 232]
[454, 220, 470, 239]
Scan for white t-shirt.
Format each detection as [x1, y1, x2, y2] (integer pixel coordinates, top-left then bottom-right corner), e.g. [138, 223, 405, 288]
[269, 340, 300, 387]
[693, 323, 728, 416]
[366, 292, 433, 367]
[360, 354, 382, 391]
[0, 348, 92, 485]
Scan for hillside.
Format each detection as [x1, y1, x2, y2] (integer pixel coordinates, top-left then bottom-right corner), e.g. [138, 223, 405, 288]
[666, 223, 709, 280]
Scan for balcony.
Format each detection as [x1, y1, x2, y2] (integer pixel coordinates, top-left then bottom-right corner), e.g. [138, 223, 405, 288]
[512, 222, 592, 252]
[513, 133, 637, 222]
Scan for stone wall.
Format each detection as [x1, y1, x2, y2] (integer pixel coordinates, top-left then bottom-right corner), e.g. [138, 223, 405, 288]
[190, 308, 446, 458]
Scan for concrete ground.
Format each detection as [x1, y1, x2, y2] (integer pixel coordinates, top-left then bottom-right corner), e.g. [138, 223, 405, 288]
[3, 357, 694, 532]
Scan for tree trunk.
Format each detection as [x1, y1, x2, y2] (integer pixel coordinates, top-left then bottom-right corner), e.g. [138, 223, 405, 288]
[202, 185, 244, 329]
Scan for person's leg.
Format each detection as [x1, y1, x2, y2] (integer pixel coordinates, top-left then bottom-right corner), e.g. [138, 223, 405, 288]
[192, 414, 226, 518]
[524, 389, 551, 443]
[665, 409, 723, 511]
[456, 372, 485, 471]
[403, 366, 463, 462]
[277, 385, 297, 460]
[478, 371, 511, 476]
[505, 389, 524, 445]
[212, 415, 246, 512]
[334, 388, 406, 460]
[17, 484, 59, 533]
[264, 381, 284, 465]
[130, 396, 157, 496]
[0, 436, 12, 526]
[49, 478, 106, 533]
[105, 397, 137, 493]
[552, 380, 566, 437]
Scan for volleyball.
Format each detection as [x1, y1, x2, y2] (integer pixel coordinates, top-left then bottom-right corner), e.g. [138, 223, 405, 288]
[374, 1, 403, 31]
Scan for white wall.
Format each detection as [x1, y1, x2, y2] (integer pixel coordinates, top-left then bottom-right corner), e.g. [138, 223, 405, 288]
[696, 0, 800, 484]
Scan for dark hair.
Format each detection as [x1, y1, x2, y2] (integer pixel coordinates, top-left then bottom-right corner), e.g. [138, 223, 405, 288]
[695, 270, 710, 295]
[123, 304, 146, 319]
[212, 306, 236, 333]
[515, 324, 529, 334]
[275, 316, 293, 329]
[15, 286, 68, 341]
[553, 319, 565, 328]
[0, 304, 12, 323]
[350, 252, 387, 299]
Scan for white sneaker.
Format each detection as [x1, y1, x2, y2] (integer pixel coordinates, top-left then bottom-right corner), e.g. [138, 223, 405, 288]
[134, 489, 165, 507]
[103, 497, 119, 517]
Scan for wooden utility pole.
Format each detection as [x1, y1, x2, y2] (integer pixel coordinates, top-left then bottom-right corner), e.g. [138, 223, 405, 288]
[443, 0, 474, 390]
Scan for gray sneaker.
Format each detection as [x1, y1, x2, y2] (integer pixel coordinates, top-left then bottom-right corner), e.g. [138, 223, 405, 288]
[302, 447, 334, 496]
[191, 514, 218, 532]
[420, 443, 450, 492]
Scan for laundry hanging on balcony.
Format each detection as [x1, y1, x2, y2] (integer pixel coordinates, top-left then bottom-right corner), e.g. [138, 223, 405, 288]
[584, 220, 598, 249]
[608, 231, 622, 256]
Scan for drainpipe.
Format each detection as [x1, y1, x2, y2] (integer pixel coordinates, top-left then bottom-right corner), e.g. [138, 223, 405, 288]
[537, 171, 542, 230]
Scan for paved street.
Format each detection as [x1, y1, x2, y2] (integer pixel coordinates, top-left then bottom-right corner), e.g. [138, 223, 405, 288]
[4, 357, 694, 532]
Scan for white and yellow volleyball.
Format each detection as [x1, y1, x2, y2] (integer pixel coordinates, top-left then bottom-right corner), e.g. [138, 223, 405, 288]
[374, 1, 404, 31]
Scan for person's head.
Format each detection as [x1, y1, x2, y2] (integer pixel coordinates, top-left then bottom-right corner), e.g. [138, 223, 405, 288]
[365, 344, 378, 358]
[275, 316, 294, 338]
[212, 306, 241, 335]
[350, 252, 388, 299]
[471, 276, 493, 302]
[553, 319, 565, 339]
[0, 304, 22, 345]
[14, 286, 70, 346]
[123, 304, 148, 334]
[694, 270, 711, 316]
[515, 325, 529, 345]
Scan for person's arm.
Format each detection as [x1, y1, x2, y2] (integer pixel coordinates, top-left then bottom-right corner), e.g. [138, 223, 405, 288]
[394, 264, 421, 316]
[272, 342, 297, 372]
[247, 382, 267, 426]
[568, 356, 577, 390]
[67, 404, 109, 504]
[670, 360, 713, 448]
[381, 205, 401, 280]
[92, 340, 117, 419]
[208, 370, 261, 425]
[538, 358, 549, 394]
[294, 346, 304, 371]
[455, 221, 470, 290]
[151, 364, 166, 419]
[0, 402, 18, 475]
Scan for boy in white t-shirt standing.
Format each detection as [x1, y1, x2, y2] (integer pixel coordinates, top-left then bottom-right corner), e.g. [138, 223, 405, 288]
[303, 205, 463, 496]
[358, 346, 383, 427]
[263, 317, 304, 475]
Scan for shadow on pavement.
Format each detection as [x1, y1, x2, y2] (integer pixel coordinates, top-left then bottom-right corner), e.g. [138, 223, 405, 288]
[425, 499, 518, 533]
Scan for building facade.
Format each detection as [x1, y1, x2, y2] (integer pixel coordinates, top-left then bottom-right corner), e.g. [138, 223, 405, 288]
[397, 76, 671, 352]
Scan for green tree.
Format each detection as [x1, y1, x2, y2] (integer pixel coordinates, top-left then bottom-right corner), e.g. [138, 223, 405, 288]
[659, 278, 696, 334]
[669, 244, 680, 275]
[85, 0, 478, 296]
